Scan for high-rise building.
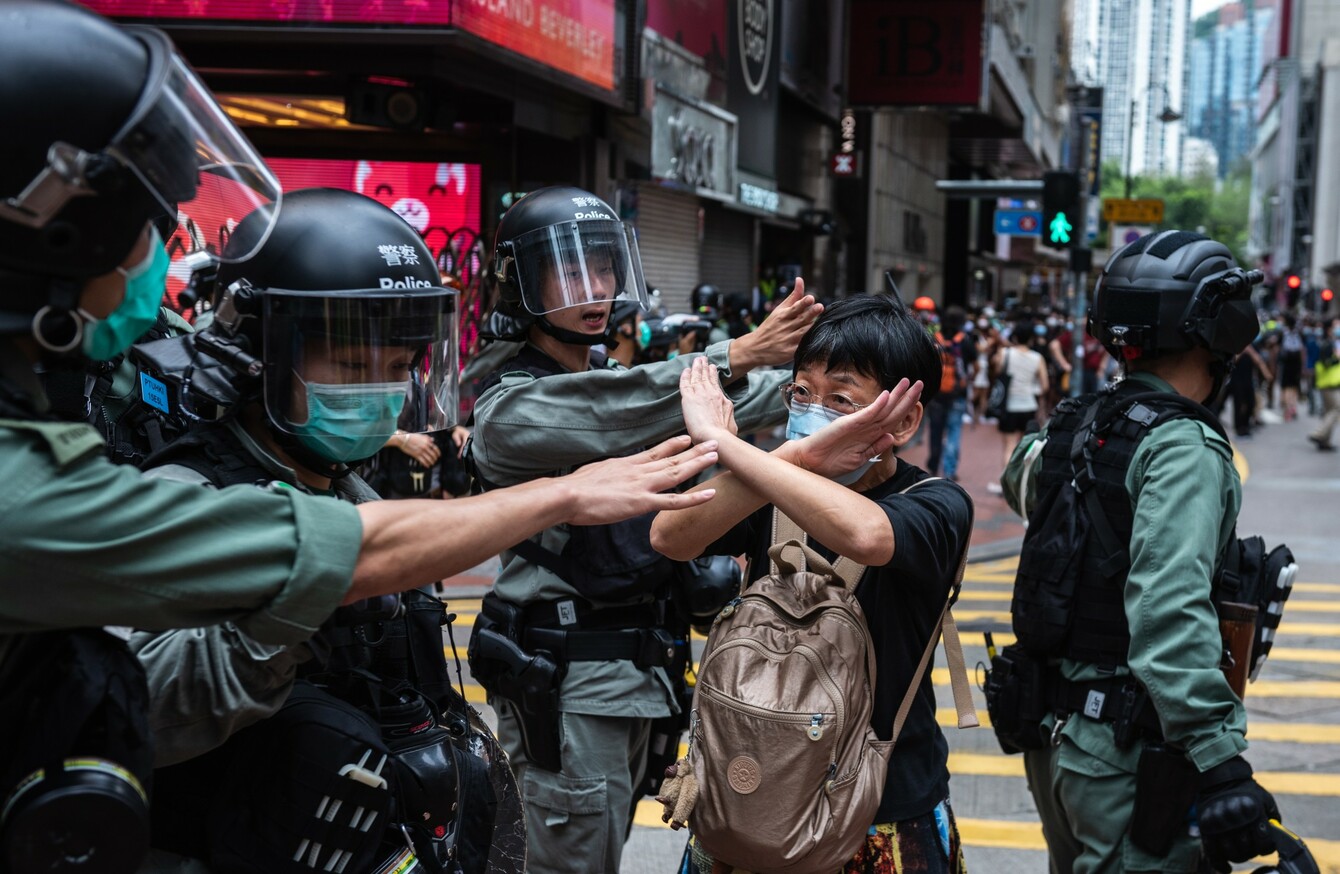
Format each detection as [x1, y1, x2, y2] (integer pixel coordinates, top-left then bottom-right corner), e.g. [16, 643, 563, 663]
[1188, 1, 1277, 178]
[1073, 0, 1191, 180]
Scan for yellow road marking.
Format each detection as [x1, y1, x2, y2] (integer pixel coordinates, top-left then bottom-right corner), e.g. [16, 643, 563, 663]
[1277, 601, 1340, 614]
[946, 753, 1340, 796]
[1232, 444, 1250, 482]
[1296, 582, 1340, 594]
[633, 806, 1338, 869]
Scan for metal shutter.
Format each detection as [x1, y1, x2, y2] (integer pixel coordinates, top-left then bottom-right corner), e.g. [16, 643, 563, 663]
[634, 185, 700, 313]
[700, 204, 755, 299]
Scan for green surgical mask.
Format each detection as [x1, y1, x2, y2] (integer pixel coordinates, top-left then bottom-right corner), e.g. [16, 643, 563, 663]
[637, 321, 652, 350]
[80, 227, 169, 361]
[292, 376, 408, 463]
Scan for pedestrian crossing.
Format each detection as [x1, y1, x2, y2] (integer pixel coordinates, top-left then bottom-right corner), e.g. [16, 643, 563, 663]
[440, 552, 1340, 871]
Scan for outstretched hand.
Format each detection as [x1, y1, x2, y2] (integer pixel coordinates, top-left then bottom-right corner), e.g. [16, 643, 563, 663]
[563, 435, 719, 526]
[791, 379, 924, 478]
[680, 357, 737, 443]
[732, 279, 824, 369]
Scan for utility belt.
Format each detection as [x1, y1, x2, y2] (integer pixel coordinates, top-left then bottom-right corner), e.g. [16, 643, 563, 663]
[468, 592, 677, 774]
[522, 597, 676, 670]
[982, 639, 1162, 754]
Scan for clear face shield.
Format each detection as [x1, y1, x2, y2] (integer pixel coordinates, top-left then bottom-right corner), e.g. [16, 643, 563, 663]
[0, 27, 280, 263]
[261, 289, 459, 464]
[506, 220, 649, 316]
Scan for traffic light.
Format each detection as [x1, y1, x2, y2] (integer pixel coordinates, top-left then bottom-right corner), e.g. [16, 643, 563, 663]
[1287, 274, 1302, 290]
[1042, 171, 1082, 249]
[1323, 288, 1334, 304]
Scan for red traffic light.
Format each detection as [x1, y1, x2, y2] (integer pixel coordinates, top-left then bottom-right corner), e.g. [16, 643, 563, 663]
[1323, 288, 1335, 302]
[1287, 274, 1302, 289]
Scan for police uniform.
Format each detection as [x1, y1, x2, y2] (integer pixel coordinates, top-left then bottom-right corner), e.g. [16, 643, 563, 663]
[129, 419, 379, 768]
[1002, 371, 1245, 873]
[0, 366, 360, 658]
[470, 340, 787, 874]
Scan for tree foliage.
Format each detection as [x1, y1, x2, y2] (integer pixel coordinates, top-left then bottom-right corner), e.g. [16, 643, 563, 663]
[1096, 159, 1251, 263]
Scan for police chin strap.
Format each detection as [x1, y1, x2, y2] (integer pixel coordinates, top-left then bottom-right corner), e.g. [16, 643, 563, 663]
[270, 427, 356, 481]
[533, 310, 616, 345]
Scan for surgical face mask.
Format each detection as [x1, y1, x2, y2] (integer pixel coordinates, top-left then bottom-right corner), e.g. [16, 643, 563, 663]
[977, 319, 989, 329]
[291, 377, 408, 463]
[638, 321, 652, 350]
[785, 403, 877, 485]
[80, 227, 169, 361]
[1034, 324, 1048, 337]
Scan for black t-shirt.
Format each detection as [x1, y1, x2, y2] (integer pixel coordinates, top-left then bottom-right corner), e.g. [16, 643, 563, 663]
[703, 459, 972, 823]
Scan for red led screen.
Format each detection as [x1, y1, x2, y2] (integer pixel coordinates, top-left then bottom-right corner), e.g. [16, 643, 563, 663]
[81, 0, 616, 90]
[165, 159, 482, 307]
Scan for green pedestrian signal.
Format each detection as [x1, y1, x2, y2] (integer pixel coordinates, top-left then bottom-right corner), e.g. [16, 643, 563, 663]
[1042, 171, 1081, 250]
[1049, 212, 1073, 245]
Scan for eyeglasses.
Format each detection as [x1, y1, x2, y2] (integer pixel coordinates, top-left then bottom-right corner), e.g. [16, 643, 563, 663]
[779, 382, 871, 416]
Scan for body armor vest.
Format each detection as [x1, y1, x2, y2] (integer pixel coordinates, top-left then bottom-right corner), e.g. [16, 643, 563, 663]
[1023, 381, 1227, 667]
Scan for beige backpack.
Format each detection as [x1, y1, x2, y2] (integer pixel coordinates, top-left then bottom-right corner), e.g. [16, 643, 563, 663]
[658, 493, 977, 874]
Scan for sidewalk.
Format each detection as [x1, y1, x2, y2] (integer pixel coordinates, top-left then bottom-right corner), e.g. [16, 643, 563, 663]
[438, 413, 1027, 596]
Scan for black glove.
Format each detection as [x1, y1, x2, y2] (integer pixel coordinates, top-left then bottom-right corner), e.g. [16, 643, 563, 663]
[1197, 755, 1280, 873]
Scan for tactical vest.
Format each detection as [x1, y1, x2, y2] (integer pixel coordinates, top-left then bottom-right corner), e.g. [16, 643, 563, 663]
[475, 344, 677, 605]
[1024, 381, 1229, 667]
[141, 425, 502, 873]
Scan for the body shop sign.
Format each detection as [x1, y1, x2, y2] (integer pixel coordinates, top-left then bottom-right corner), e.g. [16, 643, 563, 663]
[454, 0, 616, 91]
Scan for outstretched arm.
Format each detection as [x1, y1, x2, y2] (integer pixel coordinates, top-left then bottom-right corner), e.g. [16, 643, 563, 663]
[351, 435, 719, 601]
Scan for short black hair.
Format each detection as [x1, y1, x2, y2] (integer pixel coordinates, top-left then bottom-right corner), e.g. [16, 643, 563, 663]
[793, 294, 942, 404]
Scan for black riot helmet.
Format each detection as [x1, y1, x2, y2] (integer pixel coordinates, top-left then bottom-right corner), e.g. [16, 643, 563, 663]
[491, 186, 649, 346]
[690, 283, 723, 320]
[1090, 230, 1261, 362]
[213, 188, 458, 466]
[0, 0, 281, 339]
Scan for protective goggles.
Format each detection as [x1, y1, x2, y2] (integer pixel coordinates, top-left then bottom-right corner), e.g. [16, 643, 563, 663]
[0, 27, 280, 264]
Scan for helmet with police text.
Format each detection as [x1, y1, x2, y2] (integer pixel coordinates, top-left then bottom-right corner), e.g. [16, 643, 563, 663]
[1091, 230, 1261, 361]
[214, 188, 457, 464]
[491, 186, 649, 344]
[0, 0, 281, 337]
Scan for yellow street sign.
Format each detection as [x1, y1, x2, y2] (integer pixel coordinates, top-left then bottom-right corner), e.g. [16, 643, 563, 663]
[1103, 198, 1165, 223]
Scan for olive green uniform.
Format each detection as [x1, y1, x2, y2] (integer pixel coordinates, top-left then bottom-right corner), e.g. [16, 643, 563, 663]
[470, 340, 787, 874]
[0, 352, 361, 690]
[1001, 372, 1246, 873]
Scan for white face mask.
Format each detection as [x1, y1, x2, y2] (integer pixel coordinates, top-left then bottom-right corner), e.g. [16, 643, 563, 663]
[784, 403, 878, 485]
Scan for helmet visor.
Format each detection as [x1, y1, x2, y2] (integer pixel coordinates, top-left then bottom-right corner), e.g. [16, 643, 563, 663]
[261, 288, 460, 438]
[509, 220, 648, 315]
[110, 38, 281, 263]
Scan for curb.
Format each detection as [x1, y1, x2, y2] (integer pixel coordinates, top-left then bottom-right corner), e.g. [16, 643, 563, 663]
[966, 536, 1023, 564]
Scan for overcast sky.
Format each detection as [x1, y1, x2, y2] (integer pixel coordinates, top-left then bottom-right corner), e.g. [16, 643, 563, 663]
[1191, 0, 1222, 19]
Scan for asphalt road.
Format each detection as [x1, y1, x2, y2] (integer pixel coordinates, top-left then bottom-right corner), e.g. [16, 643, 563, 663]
[437, 403, 1340, 873]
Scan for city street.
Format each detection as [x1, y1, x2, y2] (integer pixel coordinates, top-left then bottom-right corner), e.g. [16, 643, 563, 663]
[439, 406, 1340, 872]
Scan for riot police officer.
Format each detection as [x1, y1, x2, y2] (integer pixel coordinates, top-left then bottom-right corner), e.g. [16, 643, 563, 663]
[467, 186, 820, 874]
[0, 8, 719, 872]
[1000, 231, 1282, 873]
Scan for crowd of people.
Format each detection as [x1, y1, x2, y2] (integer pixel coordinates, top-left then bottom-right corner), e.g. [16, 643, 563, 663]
[0, 4, 1314, 874]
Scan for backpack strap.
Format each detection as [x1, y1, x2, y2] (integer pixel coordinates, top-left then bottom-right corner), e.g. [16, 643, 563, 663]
[767, 476, 979, 739]
[890, 485, 978, 743]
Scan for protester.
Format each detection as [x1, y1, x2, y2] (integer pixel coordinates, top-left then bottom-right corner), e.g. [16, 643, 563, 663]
[650, 294, 974, 874]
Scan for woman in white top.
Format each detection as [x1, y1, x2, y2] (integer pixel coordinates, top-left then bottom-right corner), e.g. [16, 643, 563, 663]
[988, 317, 1049, 491]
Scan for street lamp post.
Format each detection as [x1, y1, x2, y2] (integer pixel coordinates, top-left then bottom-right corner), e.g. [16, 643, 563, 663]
[1124, 84, 1183, 200]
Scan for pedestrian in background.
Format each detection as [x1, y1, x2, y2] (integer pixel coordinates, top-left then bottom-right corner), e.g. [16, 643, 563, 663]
[987, 317, 1048, 494]
[1308, 317, 1340, 451]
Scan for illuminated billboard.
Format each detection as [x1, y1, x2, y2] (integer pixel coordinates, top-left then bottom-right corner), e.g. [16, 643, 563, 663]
[81, 0, 616, 90]
[165, 159, 482, 307]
